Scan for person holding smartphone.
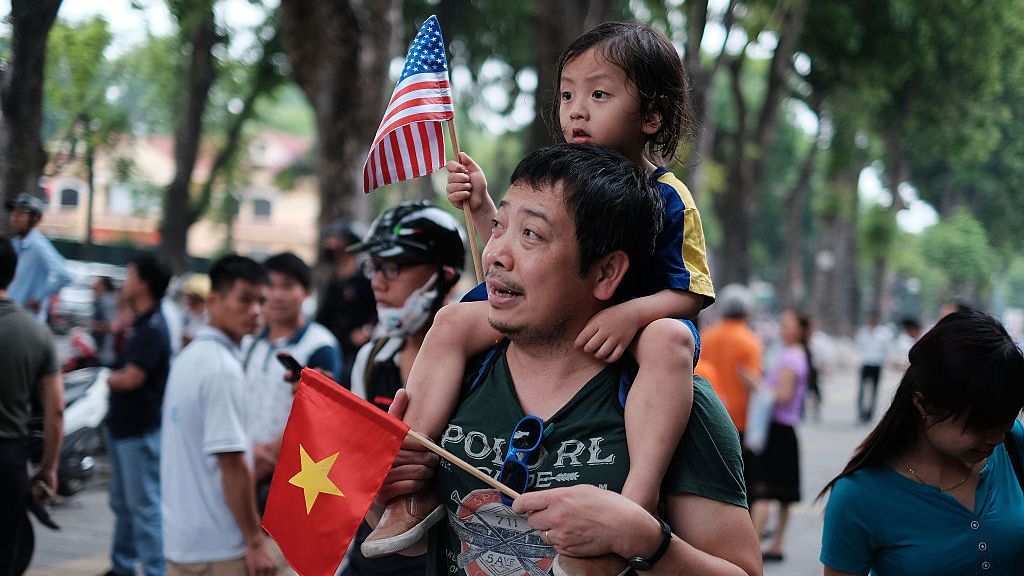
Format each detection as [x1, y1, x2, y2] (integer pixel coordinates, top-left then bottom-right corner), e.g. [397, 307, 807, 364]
[242, 252, 341, 513]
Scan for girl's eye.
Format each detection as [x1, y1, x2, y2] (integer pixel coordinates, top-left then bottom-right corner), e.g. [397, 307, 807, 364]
[592, 90, 607, 99]
[561, 91, 572, 101]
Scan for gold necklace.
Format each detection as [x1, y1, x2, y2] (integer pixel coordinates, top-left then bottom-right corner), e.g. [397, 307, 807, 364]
[903, 457, 971, 492]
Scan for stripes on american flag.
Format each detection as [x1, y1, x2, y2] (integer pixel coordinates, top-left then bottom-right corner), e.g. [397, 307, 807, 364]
[363, 15, 454, 194]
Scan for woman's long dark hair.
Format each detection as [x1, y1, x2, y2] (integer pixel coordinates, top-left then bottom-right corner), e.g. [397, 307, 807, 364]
[818, 309, 1024, 499]
[793, 310, 818, 395]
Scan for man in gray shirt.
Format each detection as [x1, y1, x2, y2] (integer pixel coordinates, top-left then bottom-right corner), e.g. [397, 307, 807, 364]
[0, 236, 65, 574]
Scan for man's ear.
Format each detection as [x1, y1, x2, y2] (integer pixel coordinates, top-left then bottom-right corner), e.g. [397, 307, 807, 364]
[592, 250, 630, 301]
[441, 265, 458, 285]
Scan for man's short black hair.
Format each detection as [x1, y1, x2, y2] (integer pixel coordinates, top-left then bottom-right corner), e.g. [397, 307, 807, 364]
[509, 143, 663, 283]
[129, 255, 172, 301]
[0, 237, 16, 290]
[264, 252, 312, 290]
[209, 254, 269, 295]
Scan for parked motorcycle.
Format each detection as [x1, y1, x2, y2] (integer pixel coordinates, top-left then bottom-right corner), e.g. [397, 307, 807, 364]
[27, 328, 110, 496]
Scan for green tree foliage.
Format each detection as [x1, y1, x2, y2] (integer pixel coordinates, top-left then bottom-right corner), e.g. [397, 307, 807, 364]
[919, 210, 996, 303]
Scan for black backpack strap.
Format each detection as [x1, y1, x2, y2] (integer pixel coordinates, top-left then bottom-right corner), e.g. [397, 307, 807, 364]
[1006, 428, 1024, 493]
[362, 337, 391, 392]
[465, 340, 509, 394]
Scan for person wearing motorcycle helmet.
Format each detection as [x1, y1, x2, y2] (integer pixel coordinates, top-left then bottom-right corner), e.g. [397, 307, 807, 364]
[341, 202, 465, 576]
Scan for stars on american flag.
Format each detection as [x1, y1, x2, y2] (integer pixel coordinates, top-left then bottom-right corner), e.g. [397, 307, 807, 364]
[399, 16, 448, 81]
[362, 15, 455, 194]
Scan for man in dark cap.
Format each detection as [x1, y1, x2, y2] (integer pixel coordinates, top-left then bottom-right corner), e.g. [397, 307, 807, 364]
[5, 193, 71, 321]
[315, 220, 377, 387]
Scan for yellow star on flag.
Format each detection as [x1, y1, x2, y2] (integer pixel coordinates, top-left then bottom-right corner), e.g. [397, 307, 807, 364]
[288, 444, 345, 514]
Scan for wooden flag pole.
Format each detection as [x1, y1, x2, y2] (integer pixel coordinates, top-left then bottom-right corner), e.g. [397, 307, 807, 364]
[407, 430, 521, 500]
[446, 118, 484, 283]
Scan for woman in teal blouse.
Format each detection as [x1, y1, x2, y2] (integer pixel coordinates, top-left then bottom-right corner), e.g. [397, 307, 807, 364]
[820, 309, 1024, 575]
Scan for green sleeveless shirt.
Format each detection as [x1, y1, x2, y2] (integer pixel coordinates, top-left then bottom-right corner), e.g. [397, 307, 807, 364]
[426, 347, 746, 576]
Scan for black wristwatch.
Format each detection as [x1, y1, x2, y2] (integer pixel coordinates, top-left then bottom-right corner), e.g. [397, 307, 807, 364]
[627, 516, 672, 571]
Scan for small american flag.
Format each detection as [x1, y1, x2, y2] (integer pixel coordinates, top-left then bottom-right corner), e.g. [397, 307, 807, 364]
[363, 15, 454, 194]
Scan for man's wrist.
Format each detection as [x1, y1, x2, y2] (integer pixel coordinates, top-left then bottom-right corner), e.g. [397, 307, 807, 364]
[246, 532, 267, 548]
[620, 513, 668, 566]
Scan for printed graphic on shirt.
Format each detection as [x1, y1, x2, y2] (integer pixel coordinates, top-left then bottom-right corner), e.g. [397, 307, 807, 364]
[448, 489, 554, 576]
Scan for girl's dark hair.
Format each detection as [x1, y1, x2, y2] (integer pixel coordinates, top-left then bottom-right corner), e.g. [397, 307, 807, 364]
[792, 310, 818, 395]
[553, 21, 696, 161]
[819, 309, 1024, 499]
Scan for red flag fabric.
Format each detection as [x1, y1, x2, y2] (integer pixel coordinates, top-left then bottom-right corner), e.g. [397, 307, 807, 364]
[262, 368, 410, 575]
[362, 15, 454, 194]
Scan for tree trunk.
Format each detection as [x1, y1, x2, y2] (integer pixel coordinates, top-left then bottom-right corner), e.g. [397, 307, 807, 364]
[0, 0, 63, 230]
[278, 0, 399, 231]
[811, 107, 864, 336]
[83, 142, 96, 260]
[159, 4, 218, 273]
[779, 116, 822, 309]
[684, 1, 737, 283]
[714, 0, 809, 286]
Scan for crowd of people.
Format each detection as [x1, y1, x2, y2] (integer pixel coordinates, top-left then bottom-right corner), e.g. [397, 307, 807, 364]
[0, 14, 1022, 576]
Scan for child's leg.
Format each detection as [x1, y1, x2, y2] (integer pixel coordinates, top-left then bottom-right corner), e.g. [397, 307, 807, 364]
[363, 301, 500, 557]
[403, 300, 500, 439]
[620, 318, 696, 513]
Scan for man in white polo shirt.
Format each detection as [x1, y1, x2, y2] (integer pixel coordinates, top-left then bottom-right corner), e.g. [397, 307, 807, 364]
[160, 254, 277, 576]
[243, 252, 341, 512]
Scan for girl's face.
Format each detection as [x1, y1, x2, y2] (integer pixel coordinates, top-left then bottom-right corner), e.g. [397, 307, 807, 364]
[779, 310, 801, 345]
[920, 409, 1015, 464]
[558, 47, 660, 163]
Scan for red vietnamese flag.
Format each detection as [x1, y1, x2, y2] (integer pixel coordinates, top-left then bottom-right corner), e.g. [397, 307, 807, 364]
[262, 368, 410, 575]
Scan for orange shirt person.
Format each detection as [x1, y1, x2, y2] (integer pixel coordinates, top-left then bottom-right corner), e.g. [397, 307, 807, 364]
[700, 285, 762, 434]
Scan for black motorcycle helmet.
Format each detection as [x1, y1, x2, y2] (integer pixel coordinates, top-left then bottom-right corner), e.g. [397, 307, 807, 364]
[349, 202, 467, 306]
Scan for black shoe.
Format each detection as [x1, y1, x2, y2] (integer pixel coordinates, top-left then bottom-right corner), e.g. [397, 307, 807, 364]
[762, 552, 784, 562]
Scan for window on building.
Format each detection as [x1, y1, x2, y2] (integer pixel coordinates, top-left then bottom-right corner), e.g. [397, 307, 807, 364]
[252, 198, 272, 220]
[60, 188, 79, 209]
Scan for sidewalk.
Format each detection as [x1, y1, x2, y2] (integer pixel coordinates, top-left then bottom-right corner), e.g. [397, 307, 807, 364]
[25, 363, 896, 576]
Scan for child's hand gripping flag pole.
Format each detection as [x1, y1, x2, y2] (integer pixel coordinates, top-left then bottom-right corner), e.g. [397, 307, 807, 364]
[262, 369, 520, 576]
[361, 14, 483, 283]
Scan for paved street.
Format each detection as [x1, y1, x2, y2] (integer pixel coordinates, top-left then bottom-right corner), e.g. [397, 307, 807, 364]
[26, 351, 895, 576]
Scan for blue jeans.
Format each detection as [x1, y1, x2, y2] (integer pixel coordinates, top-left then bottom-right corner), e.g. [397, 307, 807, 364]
[107, 428, 164, 576]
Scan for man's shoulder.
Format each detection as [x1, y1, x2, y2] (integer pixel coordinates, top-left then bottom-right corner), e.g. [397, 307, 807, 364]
[137, 309, 171, 341]
[173, 338, 240, 378]
[299, 321, 339, 348]
[0, 302, 51, 341]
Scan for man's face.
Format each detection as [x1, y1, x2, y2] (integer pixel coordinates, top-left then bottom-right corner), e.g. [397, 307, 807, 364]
[265, 271, 308, 326]
[208, 280, 267, 343]
[482, 182, 595, 346]
[8, 210, 34, 235]
[122, 264, 144, 302]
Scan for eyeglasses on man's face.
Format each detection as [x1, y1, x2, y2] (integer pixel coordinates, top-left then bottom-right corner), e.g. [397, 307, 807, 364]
[362, 259, 427, 280]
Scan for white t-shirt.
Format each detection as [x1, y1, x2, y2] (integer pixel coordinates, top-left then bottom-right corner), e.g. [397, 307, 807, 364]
[161, 326, 251, 563]
[856, 324, 892, 366]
